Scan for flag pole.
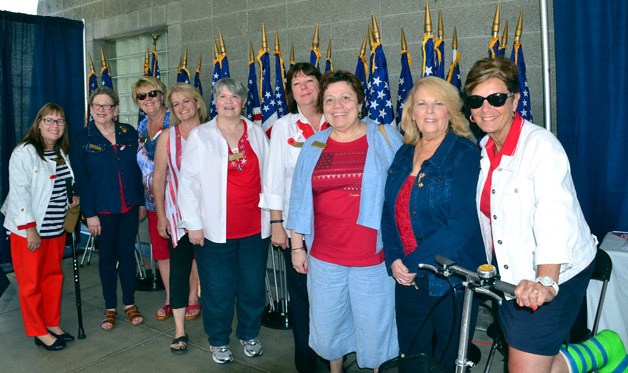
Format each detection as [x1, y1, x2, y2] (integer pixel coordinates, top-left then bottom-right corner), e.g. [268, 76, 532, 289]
[539, 0, 551, 131]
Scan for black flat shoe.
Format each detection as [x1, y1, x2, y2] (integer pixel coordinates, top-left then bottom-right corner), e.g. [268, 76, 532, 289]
[34, 336, 66, 351]
[48, 329, 75, 342]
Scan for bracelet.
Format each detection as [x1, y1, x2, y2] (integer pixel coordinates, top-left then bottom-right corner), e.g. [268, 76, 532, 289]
[291, 247, 305, 255]
[270, 219, 284, 224]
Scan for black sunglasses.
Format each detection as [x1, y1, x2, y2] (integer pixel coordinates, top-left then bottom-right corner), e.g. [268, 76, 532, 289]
[136, 90, 161, 101]
[466, 92, 514, 109]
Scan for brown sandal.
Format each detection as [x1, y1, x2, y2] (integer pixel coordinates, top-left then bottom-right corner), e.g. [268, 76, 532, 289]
[100, 310, 117, 331]
[124, 305, 144, 325]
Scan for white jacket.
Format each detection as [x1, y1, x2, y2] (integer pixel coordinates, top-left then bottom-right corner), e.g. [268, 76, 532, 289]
[477, 121, 596, 287]
[258, 111, 325, 236]
[177, 117, 270, 243]
[2, 143, 74, 237]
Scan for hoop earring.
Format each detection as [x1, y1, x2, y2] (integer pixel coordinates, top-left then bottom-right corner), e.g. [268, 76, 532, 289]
[469, 115, 476, 123]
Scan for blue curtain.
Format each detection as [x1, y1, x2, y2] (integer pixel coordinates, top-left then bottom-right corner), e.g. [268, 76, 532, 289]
[0, 11, 84, 264]
[555, 1, 628, 239]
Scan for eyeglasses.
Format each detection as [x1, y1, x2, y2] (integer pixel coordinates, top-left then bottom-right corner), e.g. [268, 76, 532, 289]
[466, 93, 514, 109]
[136, 90, 161, 101]
[91, 104, 114, 111]
[42, 118, 66, 126]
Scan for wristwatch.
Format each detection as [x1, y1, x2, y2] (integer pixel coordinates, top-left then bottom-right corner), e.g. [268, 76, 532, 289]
[535, 276, 559, 295]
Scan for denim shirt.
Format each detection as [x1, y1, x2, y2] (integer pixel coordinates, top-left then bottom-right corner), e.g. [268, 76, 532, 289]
[287, 120, 403, 253]
[381, 132, 485, 296]
[70, 122, 144, 217]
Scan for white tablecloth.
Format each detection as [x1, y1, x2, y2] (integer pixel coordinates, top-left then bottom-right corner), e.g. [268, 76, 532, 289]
[586, 232, 628, 346]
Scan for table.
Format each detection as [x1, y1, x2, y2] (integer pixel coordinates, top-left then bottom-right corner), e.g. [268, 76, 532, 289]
[586, 232, 628, 346]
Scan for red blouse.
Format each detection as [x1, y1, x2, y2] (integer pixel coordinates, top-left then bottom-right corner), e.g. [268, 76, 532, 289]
[395, 175, 418, 255]
[310, 135, 382, 266]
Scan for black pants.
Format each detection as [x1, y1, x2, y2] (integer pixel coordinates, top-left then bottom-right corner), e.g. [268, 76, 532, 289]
[168, 234, 196, 309]
[282, 244, 319, 373]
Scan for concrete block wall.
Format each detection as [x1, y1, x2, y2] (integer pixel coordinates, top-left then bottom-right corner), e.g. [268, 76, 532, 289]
[37, 0, 556, 129]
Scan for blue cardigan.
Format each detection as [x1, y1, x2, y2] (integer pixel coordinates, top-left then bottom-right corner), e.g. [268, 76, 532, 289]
[381, 132, 485, 295]
[70, 122, 144, 217]
[287, 120, 403, 253]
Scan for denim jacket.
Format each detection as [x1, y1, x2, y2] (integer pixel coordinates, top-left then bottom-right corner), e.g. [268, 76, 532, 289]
[70, 122, 144, 217]
[287, 120, 403, 253]
[381, 132, 485, 296]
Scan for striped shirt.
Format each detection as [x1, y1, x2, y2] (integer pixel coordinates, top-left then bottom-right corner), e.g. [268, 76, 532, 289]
[40, 150, 71, 237]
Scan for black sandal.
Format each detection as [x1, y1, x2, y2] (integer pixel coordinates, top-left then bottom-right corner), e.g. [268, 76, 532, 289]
[170, 334, 188, 353]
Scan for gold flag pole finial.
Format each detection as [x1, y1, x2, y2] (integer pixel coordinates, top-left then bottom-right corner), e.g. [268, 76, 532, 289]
[261, 23, 268, 51]
[368, 24, 375, 49]
[501, 19, 509, 46]
[438, 9, 444, 39]
[326, 38, 332, 59]
[275, 31, 281, 54]
[371, 13, 381, 43]
[196, 54, 202, 71]
[213, 39, 219, 59]
[359, 33, 368, 58]
[401, 28, 408, 51]
[425, 1, 432, 34]
[88, 53, 95, 72]
[452, 26, 458, 50]
[183, 48, 188, 68]
[515, 9, 524, 41]
[492, 2, 501, 36]
[290, 42, 295, 64]
[178, 55, 183, 70]
[248, 41, 255, 63]
[311, 19, 319, 50]
[219, 30, 227, 54]
[100, 47, 108, 68]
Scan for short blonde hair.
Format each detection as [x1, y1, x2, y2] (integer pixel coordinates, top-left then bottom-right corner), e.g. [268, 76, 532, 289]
[400, 77, 474, 145]
[131, 76, 167, 106]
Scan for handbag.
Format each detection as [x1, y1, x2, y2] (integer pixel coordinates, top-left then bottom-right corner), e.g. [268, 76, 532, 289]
[64, 204, 81, 233]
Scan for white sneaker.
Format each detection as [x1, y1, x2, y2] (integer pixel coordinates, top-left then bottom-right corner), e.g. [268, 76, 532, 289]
[240, 338, 263, 357]
[210, 345, 233, 364]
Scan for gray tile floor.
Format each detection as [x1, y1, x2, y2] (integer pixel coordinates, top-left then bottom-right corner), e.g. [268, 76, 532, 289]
[0, 249, 505, 372]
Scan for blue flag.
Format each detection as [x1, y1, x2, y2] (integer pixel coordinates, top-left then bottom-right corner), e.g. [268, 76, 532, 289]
[219, 54, 230, 78]
[396, 49, 414, 125]
[86, 70, 98, 124]
[274, 50, 288, 118]
[310, 48, 321, 71]
[446, 50, 462, 93]
[177, 66, 191, 84]
[488, 36, 500, 59]
[511, 40, 533, 121]
[150, 49, 160, 79]
[209, 57, 222, 120]
[193, 66, 203, 96]
[367, 42, 395, 127]
[100, 65, 113, 89]
[258, 48, 277, 135]
[434, 37, 446, 79]
[246, 58, 262, 126]
[354, 54, 369, 104]
[324, 55, 333, 73]
[422, 33, 435, 77]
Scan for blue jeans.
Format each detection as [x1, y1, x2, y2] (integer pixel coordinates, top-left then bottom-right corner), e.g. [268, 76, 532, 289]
[194, 233, 269, 346]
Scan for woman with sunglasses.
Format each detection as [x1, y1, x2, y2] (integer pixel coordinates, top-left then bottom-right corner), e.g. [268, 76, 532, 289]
[381, 77, 485, 371]
[464, 58, 626, 373]
[2, 103, 78, 351]
[71, 86, 145, 331]
[131, 76, 182, 322]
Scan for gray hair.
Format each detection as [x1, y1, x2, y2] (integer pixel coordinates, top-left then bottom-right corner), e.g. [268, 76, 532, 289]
[213, 78, 247, 108]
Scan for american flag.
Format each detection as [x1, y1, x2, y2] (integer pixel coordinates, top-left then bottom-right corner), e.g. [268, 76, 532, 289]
[246, 56, 262, 125]
[193, 65, 203, 96]
[208, 57, 221, 120]
[446, 50, 462, 93]
[274, 49, 288, 118]
[258, 47, 277, 135]
[396, 48, 413, 124]
[511, 39, 533, 121]
[367, 42, 395, 127]
[422, 33, 435, 78]
[86, 64, 98, 124]
[177, 66, 191, 84]
[100, 64, 113, 89]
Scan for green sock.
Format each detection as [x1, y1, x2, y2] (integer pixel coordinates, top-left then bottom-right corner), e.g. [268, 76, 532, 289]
[559, 329, 628, 373]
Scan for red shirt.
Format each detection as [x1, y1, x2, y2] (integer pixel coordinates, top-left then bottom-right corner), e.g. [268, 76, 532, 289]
[310, 135, 382, 266]
[226, 125, 261, 239]
[395, 175, 418, 255]
[480, 114, 524, 219]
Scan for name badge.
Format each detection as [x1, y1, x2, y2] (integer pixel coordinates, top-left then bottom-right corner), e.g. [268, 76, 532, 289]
[293, 142, 304, 148]
[229, 152, 244, 161]
[311, 141, 327, 149]
[88, 144, 102, 151]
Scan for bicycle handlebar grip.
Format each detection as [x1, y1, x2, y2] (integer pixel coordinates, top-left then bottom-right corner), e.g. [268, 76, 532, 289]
[435, 254, 455, 266]
[494, 280, 517, 296]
